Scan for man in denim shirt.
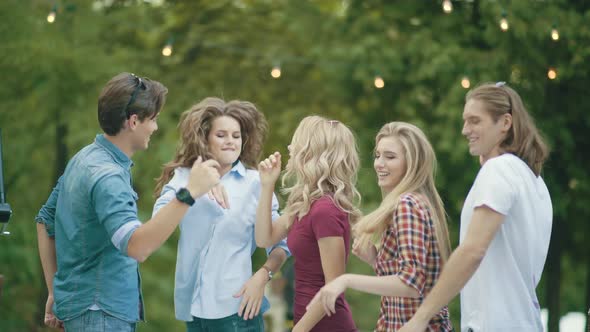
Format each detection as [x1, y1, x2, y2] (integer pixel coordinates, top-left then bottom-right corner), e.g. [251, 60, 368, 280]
[36, 73, 222, 332]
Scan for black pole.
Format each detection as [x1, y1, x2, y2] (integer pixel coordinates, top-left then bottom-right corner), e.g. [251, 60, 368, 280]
[0, 128, 13, 227]
[0, 128, 5, 203]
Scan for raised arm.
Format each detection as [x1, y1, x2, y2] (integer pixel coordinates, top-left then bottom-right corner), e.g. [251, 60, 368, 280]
[94, 157, 220, 263]
[127, 158, 220, 261]
[255, 152, 289, 247]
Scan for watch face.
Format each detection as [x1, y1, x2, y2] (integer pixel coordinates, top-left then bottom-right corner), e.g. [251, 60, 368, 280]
[176, 188, 194, 206]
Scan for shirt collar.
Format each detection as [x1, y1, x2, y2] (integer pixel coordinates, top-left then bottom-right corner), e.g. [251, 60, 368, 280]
[95, 134, 134, 169]
[229, 160, 246, 177]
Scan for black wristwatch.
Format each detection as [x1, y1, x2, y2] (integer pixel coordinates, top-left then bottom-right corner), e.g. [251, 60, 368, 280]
[175, 188, 195, 206]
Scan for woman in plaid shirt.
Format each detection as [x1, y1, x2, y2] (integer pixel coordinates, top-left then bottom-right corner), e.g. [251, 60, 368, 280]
[308, 122, 453, 331]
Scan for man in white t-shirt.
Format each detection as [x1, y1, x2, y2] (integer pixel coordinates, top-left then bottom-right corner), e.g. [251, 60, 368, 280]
[400, 82, 552, 332]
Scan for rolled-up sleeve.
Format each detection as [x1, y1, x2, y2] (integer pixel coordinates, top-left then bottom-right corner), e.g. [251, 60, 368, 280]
[92, 173, 141, 256]
[153, 183, 177, 217]
[35, 175, 63, 237]
[390, 196, 429, 295]
[153, 168, 188, 217]
[266, 192, 290, 257]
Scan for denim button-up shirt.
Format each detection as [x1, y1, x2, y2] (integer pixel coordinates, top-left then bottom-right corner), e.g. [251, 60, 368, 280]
[153, 161, 289, 321]
[36, 134, 144, 322]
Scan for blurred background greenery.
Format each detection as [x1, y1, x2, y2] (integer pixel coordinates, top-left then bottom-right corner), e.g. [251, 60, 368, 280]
[1, 0, 589, 331]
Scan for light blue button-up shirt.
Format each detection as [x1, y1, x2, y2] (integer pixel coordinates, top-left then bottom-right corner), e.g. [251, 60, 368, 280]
[36, 134, 144, 322]
[153, 161, 289, 321]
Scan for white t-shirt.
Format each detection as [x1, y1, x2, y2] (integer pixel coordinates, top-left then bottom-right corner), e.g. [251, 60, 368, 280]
[460, 154, 552, 332]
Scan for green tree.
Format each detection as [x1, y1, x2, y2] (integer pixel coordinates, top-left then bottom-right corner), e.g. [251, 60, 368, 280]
[1, 1, 589, 331]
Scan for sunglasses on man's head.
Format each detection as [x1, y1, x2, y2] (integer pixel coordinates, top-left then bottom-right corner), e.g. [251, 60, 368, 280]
[494, 81, 513, 114]
[123, 74, 147, 119]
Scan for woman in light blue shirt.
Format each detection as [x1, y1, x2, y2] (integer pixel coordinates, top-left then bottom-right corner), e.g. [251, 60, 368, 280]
[153, 97, 289, 332]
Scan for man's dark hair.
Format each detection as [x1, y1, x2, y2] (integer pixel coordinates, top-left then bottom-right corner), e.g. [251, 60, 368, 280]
[98, 72, 168, 135]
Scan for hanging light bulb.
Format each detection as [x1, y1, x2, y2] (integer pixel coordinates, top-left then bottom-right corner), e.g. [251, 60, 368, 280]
[547, 67, 557, 80]
[499, 10, 509, 31]
[461, 76, 471, 89]
[47, 6, 57, 23]
[374, 76, 384, 89]
[499, 18, 509, 31]
[551, 26, 559, 41]
[161, 37, 174, 57]
[271, 65, 281, 78]
[442, 0, 453, 14]
[162, 44, 172, 57]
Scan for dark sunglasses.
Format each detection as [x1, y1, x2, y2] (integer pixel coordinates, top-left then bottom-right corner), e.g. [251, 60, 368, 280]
[123, 74, 147, 119]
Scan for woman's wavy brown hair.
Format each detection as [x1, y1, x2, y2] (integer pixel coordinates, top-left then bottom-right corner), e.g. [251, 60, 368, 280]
[154, 97, 268, 196]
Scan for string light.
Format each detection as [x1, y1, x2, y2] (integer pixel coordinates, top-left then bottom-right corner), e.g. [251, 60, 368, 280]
[499, 10, 509, 31]
[551, 25, 559, 41]
[374, 76, 384, 89]
[461, 76, 471, 89]
[47, 5, 57, 23]
[499, 18, 509, 31]
[271, 65, 281, 78]
[442, 0, 453, 14]
[547, 67, 557, 80]
[161, 37, 174, 56]
[162, 44, 172, 56]
[38, 3, 573, 88]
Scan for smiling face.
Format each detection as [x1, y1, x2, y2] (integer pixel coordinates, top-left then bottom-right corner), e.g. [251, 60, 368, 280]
[374, 136, 407, 194]
[462, 98, 511, 163]
[207, 116, 242, 174]
[131, 114, 159, 152]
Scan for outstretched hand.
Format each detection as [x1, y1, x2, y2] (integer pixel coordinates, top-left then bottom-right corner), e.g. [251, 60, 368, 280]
[306, 276, 348, 317]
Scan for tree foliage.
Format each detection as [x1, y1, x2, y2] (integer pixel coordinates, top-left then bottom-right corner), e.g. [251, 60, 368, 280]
[1, 1, 589, 331]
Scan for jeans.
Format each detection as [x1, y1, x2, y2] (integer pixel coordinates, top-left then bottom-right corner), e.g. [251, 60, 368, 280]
[186, 313, 264, 332]
[63, 310, 136, 332]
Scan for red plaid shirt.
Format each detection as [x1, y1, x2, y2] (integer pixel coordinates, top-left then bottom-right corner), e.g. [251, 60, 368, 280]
[373, 193, 452, 332]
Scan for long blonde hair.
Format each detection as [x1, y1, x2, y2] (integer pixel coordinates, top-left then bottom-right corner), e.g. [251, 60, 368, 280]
[154, 97, 267, 196]
[466, 83, 549, 176]
[281, 116, 362, 226]
[354, 122, 451, 262]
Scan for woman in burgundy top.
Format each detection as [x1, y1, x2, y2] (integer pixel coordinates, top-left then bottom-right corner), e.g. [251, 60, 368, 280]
[309, 122, 453, 331]
[255, 115, 360, 332]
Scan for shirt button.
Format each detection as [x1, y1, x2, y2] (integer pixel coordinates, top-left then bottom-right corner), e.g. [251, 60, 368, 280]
[467, 328, 474, 332]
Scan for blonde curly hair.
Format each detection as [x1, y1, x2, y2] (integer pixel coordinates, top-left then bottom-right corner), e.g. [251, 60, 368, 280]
[281, 116, 361, 226]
